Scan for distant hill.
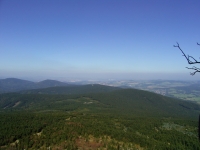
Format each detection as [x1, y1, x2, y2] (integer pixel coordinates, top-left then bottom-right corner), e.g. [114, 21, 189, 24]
[0, 78, 35, 93]
[0, 78, 71, 93]
[35, 79, 70, 88]
[20, 84, 121, 95]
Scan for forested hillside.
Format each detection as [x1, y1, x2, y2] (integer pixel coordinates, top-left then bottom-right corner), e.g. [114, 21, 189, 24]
[1, 88, 200, 118]
[0, 86, 200, 149]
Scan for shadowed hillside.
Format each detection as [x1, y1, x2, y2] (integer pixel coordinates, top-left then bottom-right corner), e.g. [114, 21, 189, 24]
[1, 87, 200, 118]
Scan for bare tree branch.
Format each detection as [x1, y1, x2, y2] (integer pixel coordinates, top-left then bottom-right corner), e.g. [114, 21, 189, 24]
[174, 42, 200, 75]
[174, 42, 200, 64]
[186, 66, 200, 75]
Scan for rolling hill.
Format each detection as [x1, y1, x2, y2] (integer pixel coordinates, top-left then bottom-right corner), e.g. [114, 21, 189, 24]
[0, 78, 71, 93]
[1, 85, 199, 118]
[0, 78, 34, 93]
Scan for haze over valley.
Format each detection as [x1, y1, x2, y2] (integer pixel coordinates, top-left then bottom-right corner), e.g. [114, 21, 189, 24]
[1, 0, 200, 149]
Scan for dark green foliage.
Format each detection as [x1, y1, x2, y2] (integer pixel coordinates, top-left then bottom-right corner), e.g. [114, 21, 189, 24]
[0, 87, 200, 149]
[0, 112, 199, 149]
[0, 112, 63, 146]
[88, 89, 200, 118]
[1, 88, 200, 118]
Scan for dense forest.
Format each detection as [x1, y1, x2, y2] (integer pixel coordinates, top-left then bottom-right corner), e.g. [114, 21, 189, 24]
[0, 85, 200, 149]
[1, 112, 199, 150]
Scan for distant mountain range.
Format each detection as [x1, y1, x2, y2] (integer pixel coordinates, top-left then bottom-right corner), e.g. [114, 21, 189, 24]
[0, 78, 71, 93]
[0, 78, 120, 94]
[1, 78, 200, 104]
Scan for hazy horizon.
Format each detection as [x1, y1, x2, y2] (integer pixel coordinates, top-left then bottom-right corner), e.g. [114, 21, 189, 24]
[0, 72, 200, 82]
[1, 0, 200, 81]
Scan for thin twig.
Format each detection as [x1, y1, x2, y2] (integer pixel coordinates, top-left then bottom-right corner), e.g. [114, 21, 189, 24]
[186, 66, 200, 75]
[174, 42, 200, 75]
[174, 42, 200, 64]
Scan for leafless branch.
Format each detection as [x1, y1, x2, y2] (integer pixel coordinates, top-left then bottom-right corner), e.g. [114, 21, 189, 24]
[186, 66, 200, 75]
[173, 42, 200, 64]
[174, 42, 200, 75]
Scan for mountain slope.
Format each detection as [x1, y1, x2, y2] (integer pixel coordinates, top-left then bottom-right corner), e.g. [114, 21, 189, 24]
[89, 89, 200, 118]
[1, 88, 199, 118]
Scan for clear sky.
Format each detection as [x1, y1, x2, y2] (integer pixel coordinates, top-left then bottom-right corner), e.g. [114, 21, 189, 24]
[0, 0, 200, 81]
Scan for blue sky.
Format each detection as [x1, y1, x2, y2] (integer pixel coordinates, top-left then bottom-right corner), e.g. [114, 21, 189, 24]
[0, 0, 200, 81]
